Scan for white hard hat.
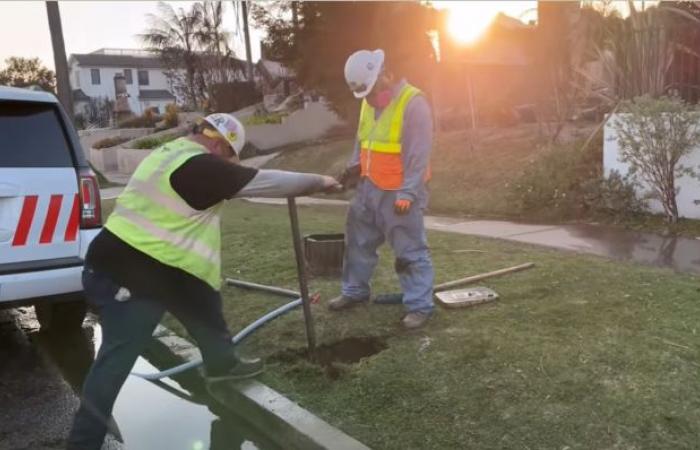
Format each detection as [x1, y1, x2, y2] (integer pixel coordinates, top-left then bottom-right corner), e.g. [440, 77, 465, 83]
[344, 49, 385, 99]
[202, 113, 246, 155]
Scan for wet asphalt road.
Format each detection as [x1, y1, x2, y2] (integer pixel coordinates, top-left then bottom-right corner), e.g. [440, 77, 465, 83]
[0, 306, 276, 450]
[0, 307, 122, 450]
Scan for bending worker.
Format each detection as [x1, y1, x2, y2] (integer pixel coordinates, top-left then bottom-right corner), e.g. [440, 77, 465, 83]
[68, 113, 340, 450]
[330, 49, 435, 330]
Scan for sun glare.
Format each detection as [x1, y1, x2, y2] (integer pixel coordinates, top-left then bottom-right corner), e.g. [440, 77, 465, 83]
[437, 1, 536, 44]
[447, 3, 495, 43]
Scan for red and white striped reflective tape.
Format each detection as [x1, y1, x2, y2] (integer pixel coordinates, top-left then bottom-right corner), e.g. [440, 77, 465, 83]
[11, 194, 80, 247]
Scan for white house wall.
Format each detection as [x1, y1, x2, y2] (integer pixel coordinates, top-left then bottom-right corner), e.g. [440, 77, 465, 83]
[604, 114, 700, 219]
[69, 62, 177, 115]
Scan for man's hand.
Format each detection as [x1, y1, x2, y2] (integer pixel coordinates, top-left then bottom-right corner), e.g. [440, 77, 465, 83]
[337, 164, 361, 190]
[394, 199, 412, 215]
[321, 175, 343, 194]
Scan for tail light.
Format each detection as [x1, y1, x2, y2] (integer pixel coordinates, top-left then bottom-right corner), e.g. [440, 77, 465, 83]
[78, 168, 102, 228]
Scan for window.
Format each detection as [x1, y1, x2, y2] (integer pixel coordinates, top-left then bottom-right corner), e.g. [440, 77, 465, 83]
[124, 69, 133, 85]
[0, 102, 72, 167]
[138, 70, 149, 86]
[91, 68, 100, 85]
[74, 70, 80, 87]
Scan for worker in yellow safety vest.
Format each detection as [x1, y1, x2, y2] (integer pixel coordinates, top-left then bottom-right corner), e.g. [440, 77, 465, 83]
[329, 49, 435, 330]
[68, 113, 340, 450]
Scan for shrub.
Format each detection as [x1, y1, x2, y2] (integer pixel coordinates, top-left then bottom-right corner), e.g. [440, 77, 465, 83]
[118, 112, 162, 129]
[132, 133, 179, 150]
[93, 136, 129, 149]
[611, 95, 700, 224]
[581, 170, 648, 220]
[164, 103, 179, 128]
[508, 137, 602, 219]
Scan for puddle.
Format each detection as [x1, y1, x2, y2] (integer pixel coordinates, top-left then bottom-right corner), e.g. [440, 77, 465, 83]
[11, 310, 280, 450]
[274, 336, 388, 379]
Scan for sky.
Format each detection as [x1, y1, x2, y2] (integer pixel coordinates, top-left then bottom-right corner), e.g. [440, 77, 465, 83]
[0, 1, 654, 72]
[0, 1, 264, 71]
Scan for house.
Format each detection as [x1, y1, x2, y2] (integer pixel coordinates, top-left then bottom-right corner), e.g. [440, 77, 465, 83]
[68, 48, 178, 117]
[256, 58, 299, 109]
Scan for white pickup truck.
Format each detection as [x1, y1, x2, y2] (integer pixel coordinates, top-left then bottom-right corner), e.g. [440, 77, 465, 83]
[0, 86, 102, 331]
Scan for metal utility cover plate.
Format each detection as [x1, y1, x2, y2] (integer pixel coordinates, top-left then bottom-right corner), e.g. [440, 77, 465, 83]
[435, 287, 499, 309]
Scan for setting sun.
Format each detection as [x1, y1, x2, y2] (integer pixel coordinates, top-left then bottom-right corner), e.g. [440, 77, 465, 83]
[435, 1, 536, 43]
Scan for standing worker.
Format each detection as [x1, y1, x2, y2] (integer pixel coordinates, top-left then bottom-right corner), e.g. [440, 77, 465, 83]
[67, 113, 340, 450]
[330, 49, 435, 329]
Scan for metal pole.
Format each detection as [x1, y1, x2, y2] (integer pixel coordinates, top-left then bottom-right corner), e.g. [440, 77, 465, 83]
[225, 278, 300, 298]
[46, 1, 74, 121]
[240, 0, 255, 82]
[287, 197, 316, 353]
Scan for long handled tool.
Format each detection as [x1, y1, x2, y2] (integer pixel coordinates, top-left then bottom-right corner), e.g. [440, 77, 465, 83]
[374, 262, 535, 305]
[132, 197, 317, 380]
[287, 197, 317, 353]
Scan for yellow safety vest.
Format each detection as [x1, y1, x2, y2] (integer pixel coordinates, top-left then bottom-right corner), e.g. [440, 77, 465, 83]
[357, 83, 430, 190]
[105, 137, 223, 289]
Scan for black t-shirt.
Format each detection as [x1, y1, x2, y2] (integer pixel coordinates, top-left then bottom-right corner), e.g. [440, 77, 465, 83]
[85, 154, 258, 301]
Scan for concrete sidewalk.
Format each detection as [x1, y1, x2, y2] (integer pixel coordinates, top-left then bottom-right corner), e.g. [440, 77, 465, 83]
[244, 197, 700, 276]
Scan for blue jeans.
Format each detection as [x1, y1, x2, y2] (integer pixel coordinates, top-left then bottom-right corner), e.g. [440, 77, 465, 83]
[342, 180, 434, 313]
[67, 267, 235, 450]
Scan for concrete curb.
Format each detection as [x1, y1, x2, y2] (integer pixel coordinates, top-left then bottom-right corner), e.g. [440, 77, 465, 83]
[146, 326, 371, 450]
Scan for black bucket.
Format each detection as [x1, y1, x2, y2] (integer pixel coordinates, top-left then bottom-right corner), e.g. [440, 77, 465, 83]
[304, 233, 345, 277]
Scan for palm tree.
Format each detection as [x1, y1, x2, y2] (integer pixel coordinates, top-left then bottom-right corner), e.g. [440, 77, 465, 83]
[46, 1, 73, 119]
[141, 2, 204, 108]
[198, 1, 242, 85]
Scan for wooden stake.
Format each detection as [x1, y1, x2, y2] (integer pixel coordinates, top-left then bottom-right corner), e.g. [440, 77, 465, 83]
[435, 263, 535, 292]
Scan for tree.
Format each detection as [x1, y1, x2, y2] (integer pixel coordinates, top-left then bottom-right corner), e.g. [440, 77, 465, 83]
[612, 95, 700, 223]
[197, 1, 246, 96]
[0, 57, 55, 92]
[142, 2, 204, 108]
[253, 1, 439, 119]
[577, 2, 700, 105]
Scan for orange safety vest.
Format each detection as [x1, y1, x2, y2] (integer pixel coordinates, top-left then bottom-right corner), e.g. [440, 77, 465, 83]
[358, 83, 431, 191]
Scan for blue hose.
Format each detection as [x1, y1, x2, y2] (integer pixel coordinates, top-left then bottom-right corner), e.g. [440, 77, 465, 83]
[132, 298, 303, 381]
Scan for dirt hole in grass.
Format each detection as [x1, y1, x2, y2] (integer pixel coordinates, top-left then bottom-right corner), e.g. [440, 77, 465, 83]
[273, 336, 388, 380]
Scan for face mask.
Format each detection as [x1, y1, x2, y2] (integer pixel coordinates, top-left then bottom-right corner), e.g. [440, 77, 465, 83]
[368, 89, 392, 108]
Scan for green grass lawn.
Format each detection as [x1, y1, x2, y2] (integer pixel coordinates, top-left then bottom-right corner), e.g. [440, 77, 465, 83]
[156, 200, 700, 450]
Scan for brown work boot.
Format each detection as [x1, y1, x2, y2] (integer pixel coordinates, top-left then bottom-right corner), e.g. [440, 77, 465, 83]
[401, 311, 433, 330]
[327, 295, 368, 311]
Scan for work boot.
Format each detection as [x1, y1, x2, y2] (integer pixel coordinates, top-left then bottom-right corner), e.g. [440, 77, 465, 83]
[401, 311, 433, 330]
[204, 355, 264, 384]
[327, 295, 368, 311]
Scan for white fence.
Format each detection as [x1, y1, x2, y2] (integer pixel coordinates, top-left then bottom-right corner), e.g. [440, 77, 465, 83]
[604, 114, 700, 219]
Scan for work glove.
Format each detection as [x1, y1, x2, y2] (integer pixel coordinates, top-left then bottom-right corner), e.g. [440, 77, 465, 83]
[394, 199, 412, 215]
[337, 164, 361, 191]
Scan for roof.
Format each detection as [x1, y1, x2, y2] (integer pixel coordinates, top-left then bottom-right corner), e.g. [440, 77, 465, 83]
[72, 89, 90, 102]
[70, 53, 164, 69]
[0, 85, 57, 103]
[138, 89, 176, 100]
[258, 59, 295, 79]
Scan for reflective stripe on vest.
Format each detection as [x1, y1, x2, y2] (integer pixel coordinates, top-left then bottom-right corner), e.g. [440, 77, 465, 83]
[105, 137, 223, 289]
[358, 84, 425, 190]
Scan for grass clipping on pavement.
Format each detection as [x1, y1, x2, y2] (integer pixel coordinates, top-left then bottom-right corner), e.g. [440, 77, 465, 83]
[161, 201, 699, 450]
